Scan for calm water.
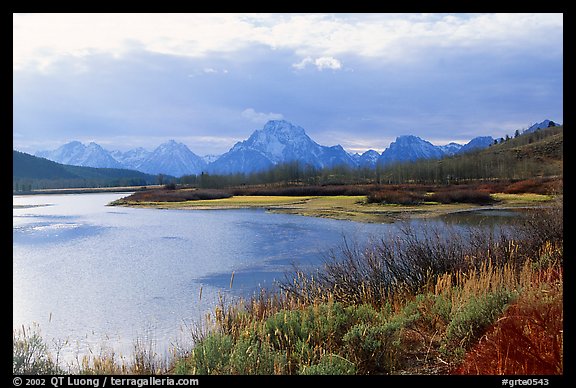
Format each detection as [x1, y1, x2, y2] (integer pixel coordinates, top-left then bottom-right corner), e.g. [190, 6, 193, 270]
[13, 193, 521, 361]
[12, 193, 395, 359]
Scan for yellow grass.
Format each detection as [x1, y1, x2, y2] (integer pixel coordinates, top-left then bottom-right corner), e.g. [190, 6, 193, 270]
[490, 193, 553, 203]
[175, 195, 316, 208]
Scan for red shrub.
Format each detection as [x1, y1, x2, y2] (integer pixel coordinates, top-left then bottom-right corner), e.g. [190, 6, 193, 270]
[503, 178, 563, 195]
[453, 268, 563, 375]
[428, 189, 494, 205]
[366, 190, 425, 205]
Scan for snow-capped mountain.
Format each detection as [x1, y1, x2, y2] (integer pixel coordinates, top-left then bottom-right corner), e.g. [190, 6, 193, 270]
[376, 134, 497, 167]
[357, 150, 381, 169]
[438, 142, 463, 155]
[35, 119, 532, 177]
[377, 135, 445, 167]
[35, 141, 123, 169]
[457, 136, 494, 154]
[37, 140, 206, 177]
[137, 140, 206, 177]
[208, 120, 356, 174]
[525, 119, 558, 133]
[110, 147, 151, 170]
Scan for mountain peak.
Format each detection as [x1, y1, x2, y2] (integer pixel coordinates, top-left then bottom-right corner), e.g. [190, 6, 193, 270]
[378, 135, 444, 166]
[155, 140, 189, 152]
[140, 140, 206, 176]
[394, 135, 429, 144]
[525, 119, 558, 133]
[263, 119, 295, 129]
[161, 139, 180, 147]
[209, 120, 355, 174]
[87, 142, 104, 149]
[261, 120, 306, 138]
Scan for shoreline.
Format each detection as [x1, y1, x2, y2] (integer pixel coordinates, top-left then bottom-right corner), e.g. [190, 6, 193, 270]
[13, 185, 159, 196]
[110, 193, 555, 223]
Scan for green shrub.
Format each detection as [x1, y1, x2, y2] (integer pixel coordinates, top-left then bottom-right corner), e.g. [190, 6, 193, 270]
[299, 354, 356, 375]
[343, 322, 401, 373]
[264, 302, 353, 351]
[265, 309, 304, 350]
[185, 333, 234, 374]
[346, 303, 385, 326]
[406, 293, 453, 333]
[13, 324, 61, 375]
[446, 289, 516, 349]
[229, 335, 286, 374]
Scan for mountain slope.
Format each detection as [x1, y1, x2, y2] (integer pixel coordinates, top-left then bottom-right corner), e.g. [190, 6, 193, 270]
[13, 150, 158, 190]
[110, 147, 151, 170]
[14, 150, 81, 180]
[457, 136, 494, 154]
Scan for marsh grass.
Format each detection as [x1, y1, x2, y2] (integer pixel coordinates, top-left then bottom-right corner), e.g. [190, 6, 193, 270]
[13, 325, 172, 375]
[171, 204, 562, 375]
[13, 323, 62, 375]
[171, 249, 561, 375]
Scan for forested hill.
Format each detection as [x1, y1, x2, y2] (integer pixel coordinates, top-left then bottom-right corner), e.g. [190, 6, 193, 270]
[481, 125, 563, 167]
[374, 125, 563, 184]
[13, 150, 159, 191]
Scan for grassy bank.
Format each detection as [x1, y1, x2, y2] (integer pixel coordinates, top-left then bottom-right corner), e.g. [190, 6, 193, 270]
[111, 192, 555, 223]
[109, 178, 560, 223]
[14, 200, 563, 375]
[172, 259, 562, 375]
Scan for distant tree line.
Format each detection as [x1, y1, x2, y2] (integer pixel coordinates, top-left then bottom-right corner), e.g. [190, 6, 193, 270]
[12, 150, 157, 192]
[12, 177, 150, 193]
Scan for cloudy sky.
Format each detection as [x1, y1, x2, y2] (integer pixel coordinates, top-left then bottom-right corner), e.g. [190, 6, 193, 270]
[13, 13, 563, 155]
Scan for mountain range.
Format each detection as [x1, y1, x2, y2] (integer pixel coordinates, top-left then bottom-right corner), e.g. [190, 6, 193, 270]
[32, 119, 555, 177]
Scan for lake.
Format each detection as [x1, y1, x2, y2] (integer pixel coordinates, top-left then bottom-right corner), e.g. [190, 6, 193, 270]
[12, 192, 521, 362]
